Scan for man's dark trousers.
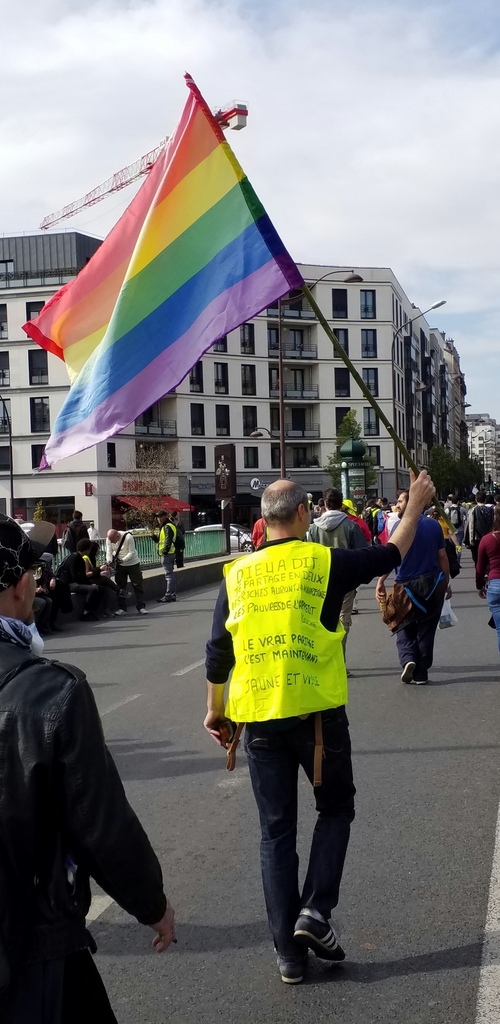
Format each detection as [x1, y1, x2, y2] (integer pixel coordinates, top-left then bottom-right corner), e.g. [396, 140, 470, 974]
[396, 607, 444, 682]
[244, 707, 355, 959]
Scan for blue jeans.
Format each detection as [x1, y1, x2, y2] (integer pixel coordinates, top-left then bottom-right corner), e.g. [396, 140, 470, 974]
[162, 553, 176, 596]
[487, 580, 500, 652]
[244, 708, 355, 958]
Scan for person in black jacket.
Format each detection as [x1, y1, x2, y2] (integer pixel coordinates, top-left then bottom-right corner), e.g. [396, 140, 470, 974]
[55, 543, 102, 620]
[0, 515, 175, 1023]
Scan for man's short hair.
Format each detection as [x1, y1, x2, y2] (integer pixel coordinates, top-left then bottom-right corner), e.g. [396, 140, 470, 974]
[72, 510, 83, 520]
[323, 488, 343, 510]
[476, 491, 487, 503]
[261, 483, 309, 524]
[77, 538, 92, 554]
[155, 510, 168, 518]
[0, 516, 55, 591]
[397, 489, 409, 501]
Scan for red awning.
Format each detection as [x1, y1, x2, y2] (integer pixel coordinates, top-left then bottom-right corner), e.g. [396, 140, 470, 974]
[115, 495, 193, 512]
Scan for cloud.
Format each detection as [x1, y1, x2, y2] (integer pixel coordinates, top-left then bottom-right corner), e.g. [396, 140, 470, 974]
[2, 0, 500, 416]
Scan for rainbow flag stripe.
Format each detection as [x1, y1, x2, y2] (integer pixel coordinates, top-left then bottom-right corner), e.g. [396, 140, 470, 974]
[23, 74, 302, 466]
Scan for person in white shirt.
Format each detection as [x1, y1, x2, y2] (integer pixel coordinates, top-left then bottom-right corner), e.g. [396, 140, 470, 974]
[88, 522, 99, 542]
[106, 530, 148, 615]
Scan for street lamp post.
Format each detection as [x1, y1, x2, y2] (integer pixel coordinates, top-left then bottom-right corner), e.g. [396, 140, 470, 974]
[0, 396, 14, 517]
[391, 300, 446, 495]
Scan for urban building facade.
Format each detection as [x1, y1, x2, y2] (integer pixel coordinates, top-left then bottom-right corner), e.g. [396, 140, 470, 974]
[466, 413, 500, 491]
[0, 238, 469, 531]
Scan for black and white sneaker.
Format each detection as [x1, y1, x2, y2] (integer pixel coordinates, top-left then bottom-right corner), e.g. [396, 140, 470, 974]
[293, 913, 345, 962]
[401, 661, 416, 683]
[276, 953, 307, 984]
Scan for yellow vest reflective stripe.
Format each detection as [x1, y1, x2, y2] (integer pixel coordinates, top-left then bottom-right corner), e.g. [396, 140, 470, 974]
[159, 523, 176, 555]
[223, 540, 346, 723]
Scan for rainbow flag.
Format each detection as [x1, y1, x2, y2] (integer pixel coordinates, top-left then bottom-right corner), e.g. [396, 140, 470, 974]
[23, 74, 303, 466]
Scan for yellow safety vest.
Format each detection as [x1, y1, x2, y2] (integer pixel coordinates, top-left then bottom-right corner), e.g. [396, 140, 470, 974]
[159, 522, 176, 555]
[223, 540, 346, 723]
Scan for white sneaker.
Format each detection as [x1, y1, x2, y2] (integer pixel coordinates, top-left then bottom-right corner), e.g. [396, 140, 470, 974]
[114, 609, 126, 616]
[401, 661, 416, 683]
[138, 607, 148, 615]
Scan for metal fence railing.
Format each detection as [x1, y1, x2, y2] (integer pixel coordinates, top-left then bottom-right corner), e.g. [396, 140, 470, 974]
[53, 529, 228, 570]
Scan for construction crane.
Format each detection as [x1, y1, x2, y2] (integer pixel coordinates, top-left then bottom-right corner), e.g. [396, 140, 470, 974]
[40, 102, 248, 230]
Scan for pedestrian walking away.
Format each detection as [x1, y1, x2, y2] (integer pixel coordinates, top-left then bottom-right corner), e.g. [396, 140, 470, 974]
[153, 510, 177, 603]
[309, 487, 367, 666]
[106, 529, 148, 614]
[376, 489, 450, 685]
[62, 510, 89, 553]
[204, 472, 435, 984]
[0, 514, 175, 1024]
[476, 504, 500, 652]
[464, 491, 493, 566]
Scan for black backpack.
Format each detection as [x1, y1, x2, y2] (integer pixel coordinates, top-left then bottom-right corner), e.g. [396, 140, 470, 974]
[474, 505, 493, 540]
[62, 524, 76, 552]
[445, 538, 460, 579]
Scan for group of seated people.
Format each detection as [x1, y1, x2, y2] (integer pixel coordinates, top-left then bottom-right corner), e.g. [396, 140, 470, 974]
[33, 539, 127, 635]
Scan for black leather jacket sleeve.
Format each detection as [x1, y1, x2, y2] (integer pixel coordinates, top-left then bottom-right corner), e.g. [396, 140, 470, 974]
[55, 670, 167, 926]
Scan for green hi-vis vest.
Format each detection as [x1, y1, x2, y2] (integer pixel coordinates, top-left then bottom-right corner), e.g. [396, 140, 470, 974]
[223, 540, 347, 723]
[159, 522, 176, 555]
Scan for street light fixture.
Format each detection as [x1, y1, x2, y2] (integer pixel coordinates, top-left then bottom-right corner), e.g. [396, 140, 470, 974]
[391, 300, 447, 493]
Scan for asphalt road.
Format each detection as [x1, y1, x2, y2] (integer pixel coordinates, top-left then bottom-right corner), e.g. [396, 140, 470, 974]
[44, 552, 500, 1024]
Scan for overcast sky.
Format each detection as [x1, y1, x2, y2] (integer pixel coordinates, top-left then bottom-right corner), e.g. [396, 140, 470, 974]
[2, 0, 499, 419]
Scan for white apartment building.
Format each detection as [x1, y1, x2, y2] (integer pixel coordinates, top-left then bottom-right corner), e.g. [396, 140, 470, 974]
[0, 237, 468, 531]
[466, 413, 500, 490]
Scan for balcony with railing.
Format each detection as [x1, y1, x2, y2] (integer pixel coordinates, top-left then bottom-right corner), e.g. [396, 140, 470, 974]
[135, 420, 177, 437]
[269, 383, 319, 400]
[266, 298, 316, 320]
[268, 342, 318, 359]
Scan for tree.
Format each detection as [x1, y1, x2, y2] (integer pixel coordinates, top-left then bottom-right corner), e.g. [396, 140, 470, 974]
[428, 445, 485, 498]
[119, 443, 179, 529]
[324, 410, 377, 491]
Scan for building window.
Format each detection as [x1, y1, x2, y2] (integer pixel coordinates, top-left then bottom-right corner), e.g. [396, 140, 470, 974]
[240, 323, 255, 355]
[287, 329, 303, 353]
[28, 349, 48, 385]
[192, 445, 206, 469]
[360, 289, 376, 319]
[271, 445, 280, 469]
[335, 407, 350, 433]
[292, 447, 308, 468]
[241, 364, 256, 396]
[333, 328, 349, 357]
[215, 404, 230, 436]
[242, 405, 257, 436]
[189, 361, 203, 393]
[30, 397, 49, 433]
[270, 406, 280, 433]
[0, 352, 9, 388]
[332, 289, 348, 319]
[334, 368, 350, 398]
[107, 441, 116, 468]
[364, 407, 379, 436]
[361, 329, 377, 358]
[269, 366, 279, 395]
[0, 399, 11, 435]
[214, 362, 228, 394]
[367, 445, 381, 466]
[26, 301, 45, 321]
[268, 326, 279, 352]
[244, 447, 259, 469]
[31, 444, 45, 469]
[0, 305, 7, 339]
[362, 367, 379, 396]
[213, 336, 227, 353]
[190, 404, 205, 436]
[0, 446, 11, 471]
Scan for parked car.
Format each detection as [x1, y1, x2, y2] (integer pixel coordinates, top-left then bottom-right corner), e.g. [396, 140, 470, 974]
[194, 523, 252, 552]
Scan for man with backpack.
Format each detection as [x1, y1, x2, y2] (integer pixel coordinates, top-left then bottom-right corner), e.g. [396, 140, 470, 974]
[464, 491, 494, 565]
[62, 510, 89, 553]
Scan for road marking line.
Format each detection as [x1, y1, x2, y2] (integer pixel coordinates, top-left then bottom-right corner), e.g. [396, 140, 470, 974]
[101, 694, 142, 716]
[476, 802, 500, 1023]
[87, 894, 114, 923]
[173, 659, 205, 677]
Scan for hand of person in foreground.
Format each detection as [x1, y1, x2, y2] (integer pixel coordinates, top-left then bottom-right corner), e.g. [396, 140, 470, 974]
[151, 901, 176, 952]
[203, 710, 226, 745]
[407, 469, 435, 511]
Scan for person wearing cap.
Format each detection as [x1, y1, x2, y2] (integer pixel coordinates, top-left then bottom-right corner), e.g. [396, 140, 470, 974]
[0, 515, 175, 1022]
[342, 499, 372, 544]
[153, 510, 177, 604]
